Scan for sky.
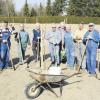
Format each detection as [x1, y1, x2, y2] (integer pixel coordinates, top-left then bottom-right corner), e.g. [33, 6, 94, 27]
[13, 0, 47, 12]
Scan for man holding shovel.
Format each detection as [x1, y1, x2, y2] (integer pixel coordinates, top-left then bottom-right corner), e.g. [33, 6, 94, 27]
[83, 23, 100, 76]
[32, 23, 41, 62]
[74, 23, 87, 71]
[18, 24, 30, 65]
[0, 27, 2, 69]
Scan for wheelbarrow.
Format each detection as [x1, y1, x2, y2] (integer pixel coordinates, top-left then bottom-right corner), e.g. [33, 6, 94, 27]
[25, 68, 70, 99]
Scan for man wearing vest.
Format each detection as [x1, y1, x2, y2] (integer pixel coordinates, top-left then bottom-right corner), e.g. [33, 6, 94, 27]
[32, 23, 41, 62]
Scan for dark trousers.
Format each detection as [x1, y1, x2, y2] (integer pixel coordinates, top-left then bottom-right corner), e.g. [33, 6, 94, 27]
[32, 41, 40, 60]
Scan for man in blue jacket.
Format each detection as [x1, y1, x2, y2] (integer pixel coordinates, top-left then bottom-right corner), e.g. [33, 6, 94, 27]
[83, 23, 100, 76]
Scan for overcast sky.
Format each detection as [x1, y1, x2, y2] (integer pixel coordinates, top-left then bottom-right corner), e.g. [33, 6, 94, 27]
[13, 0, 47, 12]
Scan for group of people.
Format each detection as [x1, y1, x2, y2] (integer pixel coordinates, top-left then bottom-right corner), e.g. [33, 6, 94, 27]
[0, 21, 30, 70]
[45, 22, 100, 76]
[0, 21, 100, 77]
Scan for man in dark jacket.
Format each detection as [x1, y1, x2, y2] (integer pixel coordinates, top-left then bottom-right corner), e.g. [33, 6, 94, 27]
[32, 23, 41, 62]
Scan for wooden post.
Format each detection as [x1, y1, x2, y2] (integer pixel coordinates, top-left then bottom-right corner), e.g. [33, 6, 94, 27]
[64, 19, 65, 24]
[97, 49, 100, 72]
[43, 26, 46, 69]
[40, 29, 44, 69]
[13, 18, 14, 23]
[25, 18, 26, 23]
[66, 17, 67, 24]
[36, 17, 38, 23]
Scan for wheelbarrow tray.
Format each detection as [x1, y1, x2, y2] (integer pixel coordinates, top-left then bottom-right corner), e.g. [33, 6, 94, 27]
[27, 69, 69, 83]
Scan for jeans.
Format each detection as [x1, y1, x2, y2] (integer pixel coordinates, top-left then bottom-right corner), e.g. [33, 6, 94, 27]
[86, 45, 97, 74]
[65, 46, 74, 67]
[49, 43, 60, 64]
[1, 45, 9, 68]
[74, 42, 86, 69]
[18, 43, 26, 63]
[32, 41, 40, 60]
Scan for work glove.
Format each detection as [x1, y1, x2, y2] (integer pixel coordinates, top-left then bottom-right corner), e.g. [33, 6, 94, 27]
[86, 35, 93, 40]
[3, 40, 7, 43]
[54, 43, 59, 46]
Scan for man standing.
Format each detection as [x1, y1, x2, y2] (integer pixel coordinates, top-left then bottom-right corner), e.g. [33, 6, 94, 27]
[45, 24, 61, 66]
[83, 23, 100, 76]
[64, 26, 75, 69]
[0, 21, 11, 69]
[18, 24, 30, 65]
[74, 23, 87, 70]
[0, 27, 2, 69]
[58, 22, 66, 63]
[32, 23, 41, 62]
[59, 22, 66, 49]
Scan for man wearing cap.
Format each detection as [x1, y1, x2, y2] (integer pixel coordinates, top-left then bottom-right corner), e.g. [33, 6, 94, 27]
[32, 23, 41, 62]
[0, 21, 11, 69]
[18, 24, 30, 64]
[45, 24, 61, 66]
[83, 23, 100, 76]
[74, 23, 87, 70]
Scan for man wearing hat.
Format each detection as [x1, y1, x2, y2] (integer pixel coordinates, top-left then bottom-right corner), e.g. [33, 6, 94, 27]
[32, 23, 41, 62]
[83, 23, 100, 76]
[45, 24, 61, 66]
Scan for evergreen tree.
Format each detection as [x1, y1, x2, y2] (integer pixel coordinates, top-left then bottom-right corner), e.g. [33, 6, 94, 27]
[30, 7, 37, 16]
[46, 0, 52, 16]
[67, 0, 100, 17]
[23, 0, 30, 16]
[0, 0, 7, 16]
[38, 3, 44, 16]
[0, 3, 2, 15]
[7, 0, 16, 16]
[52, 0, 66, 16]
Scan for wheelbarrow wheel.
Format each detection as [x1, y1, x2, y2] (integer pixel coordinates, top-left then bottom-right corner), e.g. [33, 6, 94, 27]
[25, 82, 42, 99]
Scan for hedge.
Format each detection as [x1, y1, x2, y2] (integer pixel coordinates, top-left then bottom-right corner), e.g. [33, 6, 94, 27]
[68, 16, 100, 24]
[0, 16, 100, 24]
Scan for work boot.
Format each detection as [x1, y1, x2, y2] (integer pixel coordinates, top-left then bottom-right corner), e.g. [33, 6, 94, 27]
[57, 64, 60, 66]
[88, 73, 97, 78]
[75, 65, 80, 71]
[19, 62, 23, 65]
[0, 68, 2, 73]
